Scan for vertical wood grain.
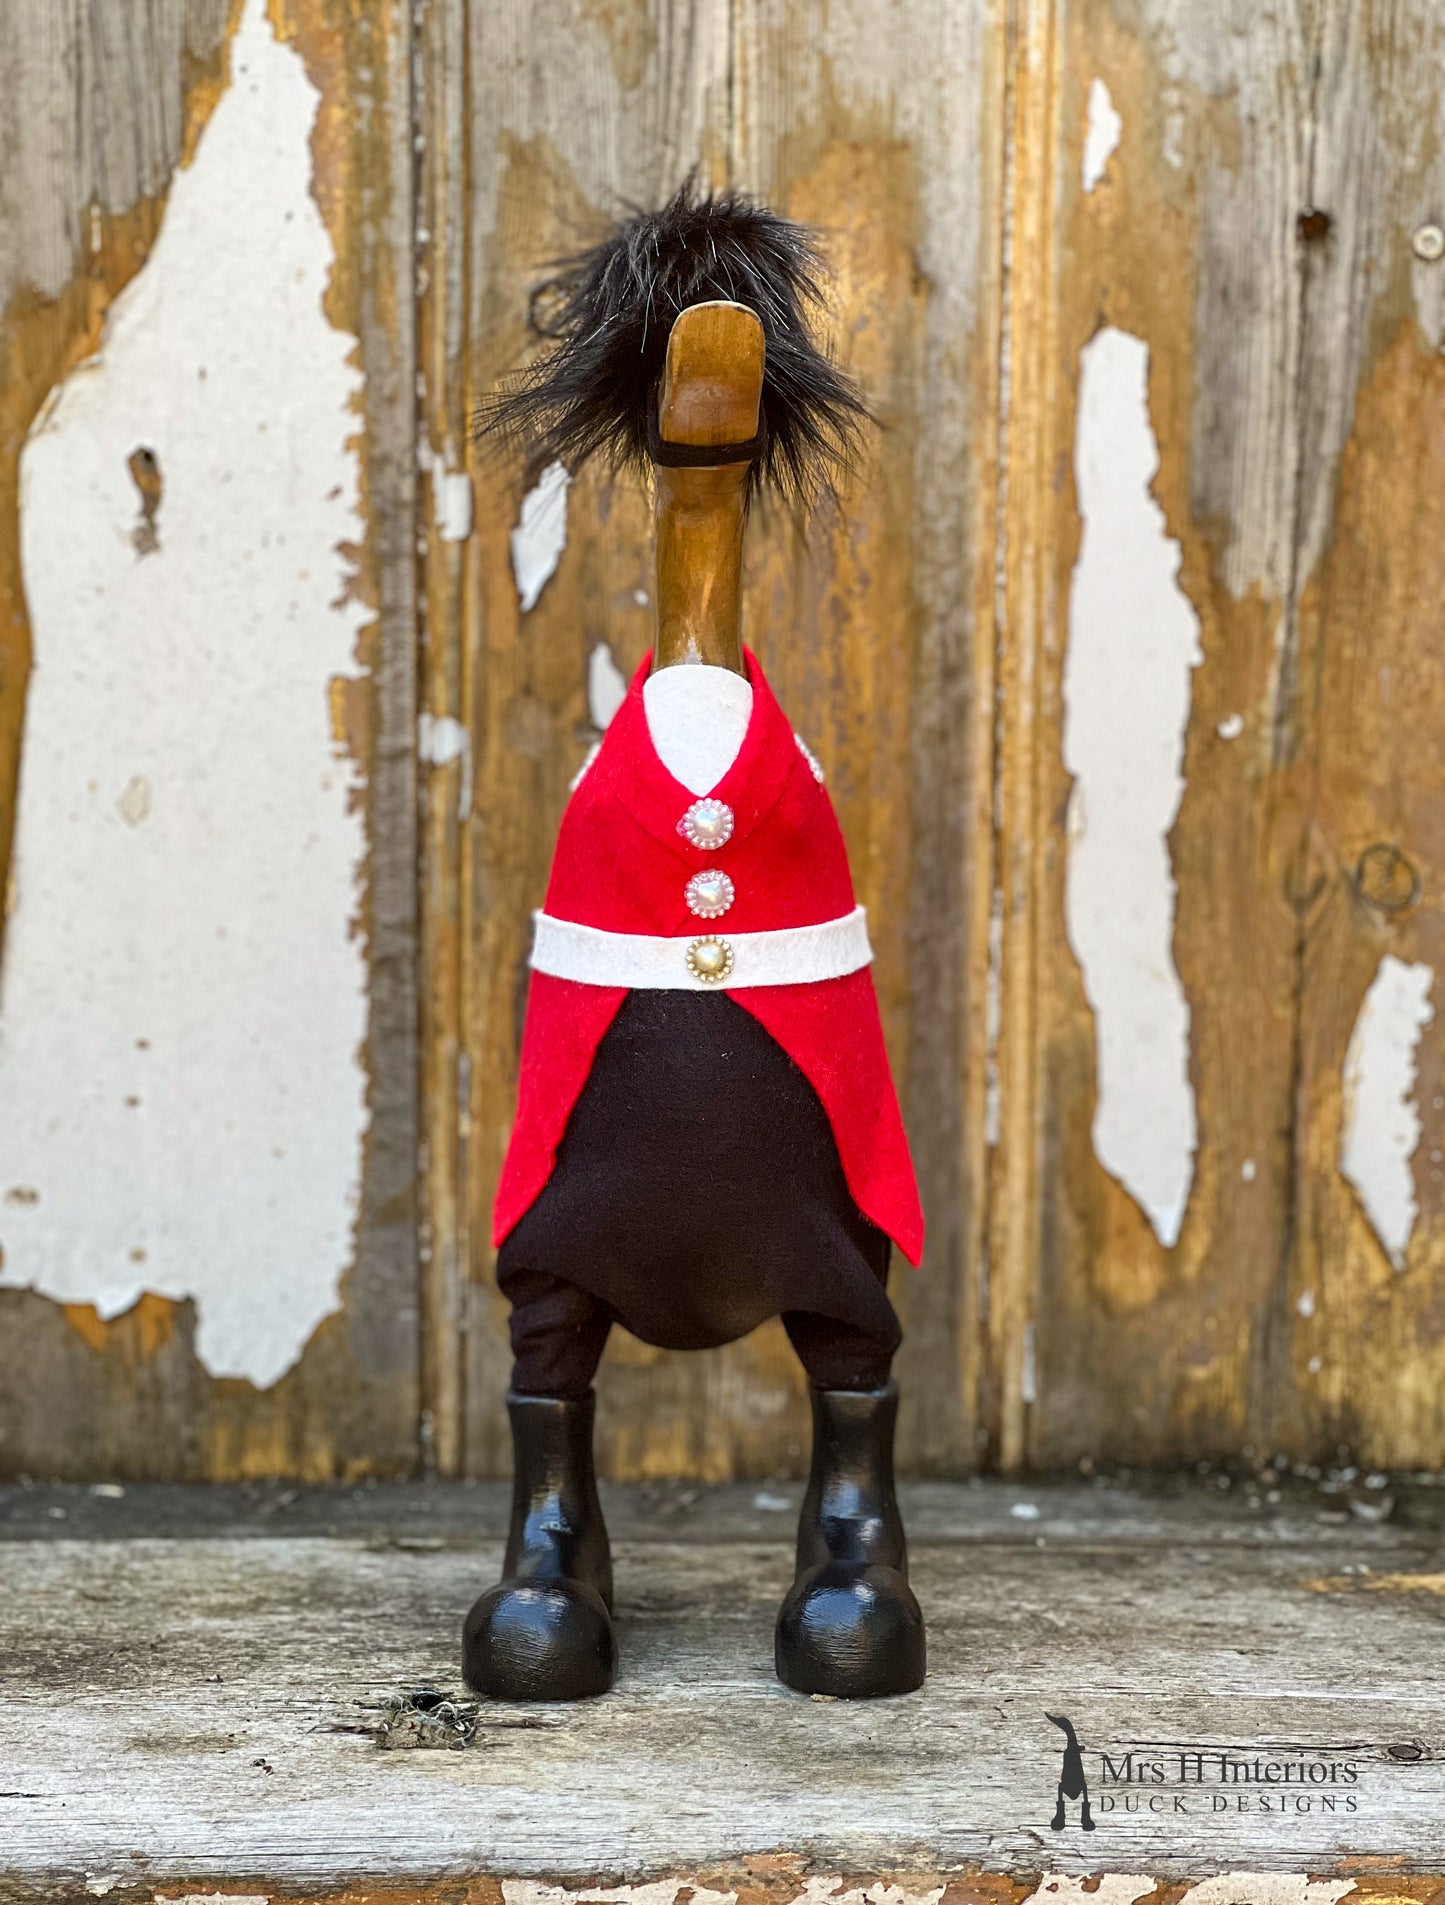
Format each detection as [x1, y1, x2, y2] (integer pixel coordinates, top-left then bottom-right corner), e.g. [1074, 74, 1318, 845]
[416, 0, 475, 1478]
[728, 0, 1005, 1475]
[452, 0, 736, 1480]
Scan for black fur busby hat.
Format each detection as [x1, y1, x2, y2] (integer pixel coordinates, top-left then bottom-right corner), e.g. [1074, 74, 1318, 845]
[480, 180, 869, 505]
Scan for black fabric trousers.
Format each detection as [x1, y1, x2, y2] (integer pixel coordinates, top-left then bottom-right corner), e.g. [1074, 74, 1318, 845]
[500, 990, 902, 1397]
[507, 1264, 895, 1397]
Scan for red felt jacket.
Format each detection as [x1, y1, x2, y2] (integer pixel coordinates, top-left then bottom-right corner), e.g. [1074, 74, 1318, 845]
[492, 649, 925, 1265]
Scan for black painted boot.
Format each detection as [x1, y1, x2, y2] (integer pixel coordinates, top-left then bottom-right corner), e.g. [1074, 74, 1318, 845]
[775, 1381, 925, 1698]
[462, 1390, 615, 1701]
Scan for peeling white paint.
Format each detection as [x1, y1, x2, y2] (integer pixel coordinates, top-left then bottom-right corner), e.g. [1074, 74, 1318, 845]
[1021, 1881, 1153, 1905]
[1297, 1287, 1315, 1317]
[434, 467, 474, 543]
[1241, 1156, 1257, 1182]
[163, 1898, 271, 1905]
[1020, 1319, 1037, 1404]
[1064, 326, 1201, 1247]
[510, 1889, 1355, 1905]
[503, 1884, 949, 1905]
[795, 1886, 943, 1905]
[1217, 711, 1244, 740]
[505, 1886, 734, 1905]
[0, 0, 368, 1388]
[588, 641, 628, 730]
[1179, 1882, 1352, 1905]
[417, 712, 468, 769]
[418, 711, 472, 820]
[1341, 953, 1435, 1269]
[1021, 1885, 1349, 1905]
[510, 459, 571, 612]
[69, 1880, 1369, 1905]
[1082, 77, 1122, 193]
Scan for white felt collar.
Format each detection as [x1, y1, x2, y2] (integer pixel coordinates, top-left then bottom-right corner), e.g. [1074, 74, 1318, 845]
[643, 664, 754, 796]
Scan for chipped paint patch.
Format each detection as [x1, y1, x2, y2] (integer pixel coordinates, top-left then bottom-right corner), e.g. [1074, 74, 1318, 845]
[1341, 954, 1435, 1268]
[1178, 1884, 1353, 1905]
[794, 1887, 943, 1905]
[504, 1887, 948, 1905]
[0, 0, 368, 1389]
[1064, 327, 1201, 1247]
[588, 641, 628, 729]
[434, 467, 474, 543]
[1021, 1885, 1351, 1905]
[1082, 77, 1122, 193]
[159, 1896, 272, 1905]
[1020, 1881, 1153, 1905]
[418, 711, 472, 819]
[510, 460, 571, 612]
[504, 1886, 735, 1905]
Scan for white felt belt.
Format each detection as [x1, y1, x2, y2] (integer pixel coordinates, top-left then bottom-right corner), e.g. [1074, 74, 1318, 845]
[530, 905, 873, 990]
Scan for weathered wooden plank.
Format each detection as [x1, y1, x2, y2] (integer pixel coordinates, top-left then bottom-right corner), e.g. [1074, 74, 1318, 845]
[728, 1, 1005, 1477]
[4, 1470, 1442, 1545]
[4, 1487, 1445, 1886]
[0, 0, 419, 1479]
[988, 0, 1445, 1470]
[449, 0, 734, 1480]
[437, 0, 1004, 1479]
[1010, 0, 1318, 1465]
[415, 0, 476, 1479]
[1276, 1, 1445, 1469]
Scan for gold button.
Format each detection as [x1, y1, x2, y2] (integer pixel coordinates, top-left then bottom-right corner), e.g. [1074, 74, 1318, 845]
[686, 935, 734, 984]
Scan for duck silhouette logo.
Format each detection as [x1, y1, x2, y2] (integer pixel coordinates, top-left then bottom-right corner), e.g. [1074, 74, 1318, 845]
[1046, 1713, 1096, 1831]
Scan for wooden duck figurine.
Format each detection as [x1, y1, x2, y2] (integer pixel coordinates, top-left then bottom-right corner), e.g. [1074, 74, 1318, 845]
[465, 186, 926, 1702]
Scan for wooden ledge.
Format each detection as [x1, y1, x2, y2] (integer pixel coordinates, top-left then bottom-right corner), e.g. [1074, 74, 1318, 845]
[2, 1480, 1444, 1898]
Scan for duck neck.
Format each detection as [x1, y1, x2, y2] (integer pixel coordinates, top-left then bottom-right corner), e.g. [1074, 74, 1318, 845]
[652, 463, 749, 673]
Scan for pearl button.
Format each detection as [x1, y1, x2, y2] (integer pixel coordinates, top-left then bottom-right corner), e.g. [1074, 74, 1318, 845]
[686, 935, 734, 983]
[677, 797, 734, 850]
[685, 869, 735, 919]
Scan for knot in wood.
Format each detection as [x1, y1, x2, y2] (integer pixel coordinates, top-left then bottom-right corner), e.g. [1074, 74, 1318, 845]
[1356, 842, 1419, 914]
